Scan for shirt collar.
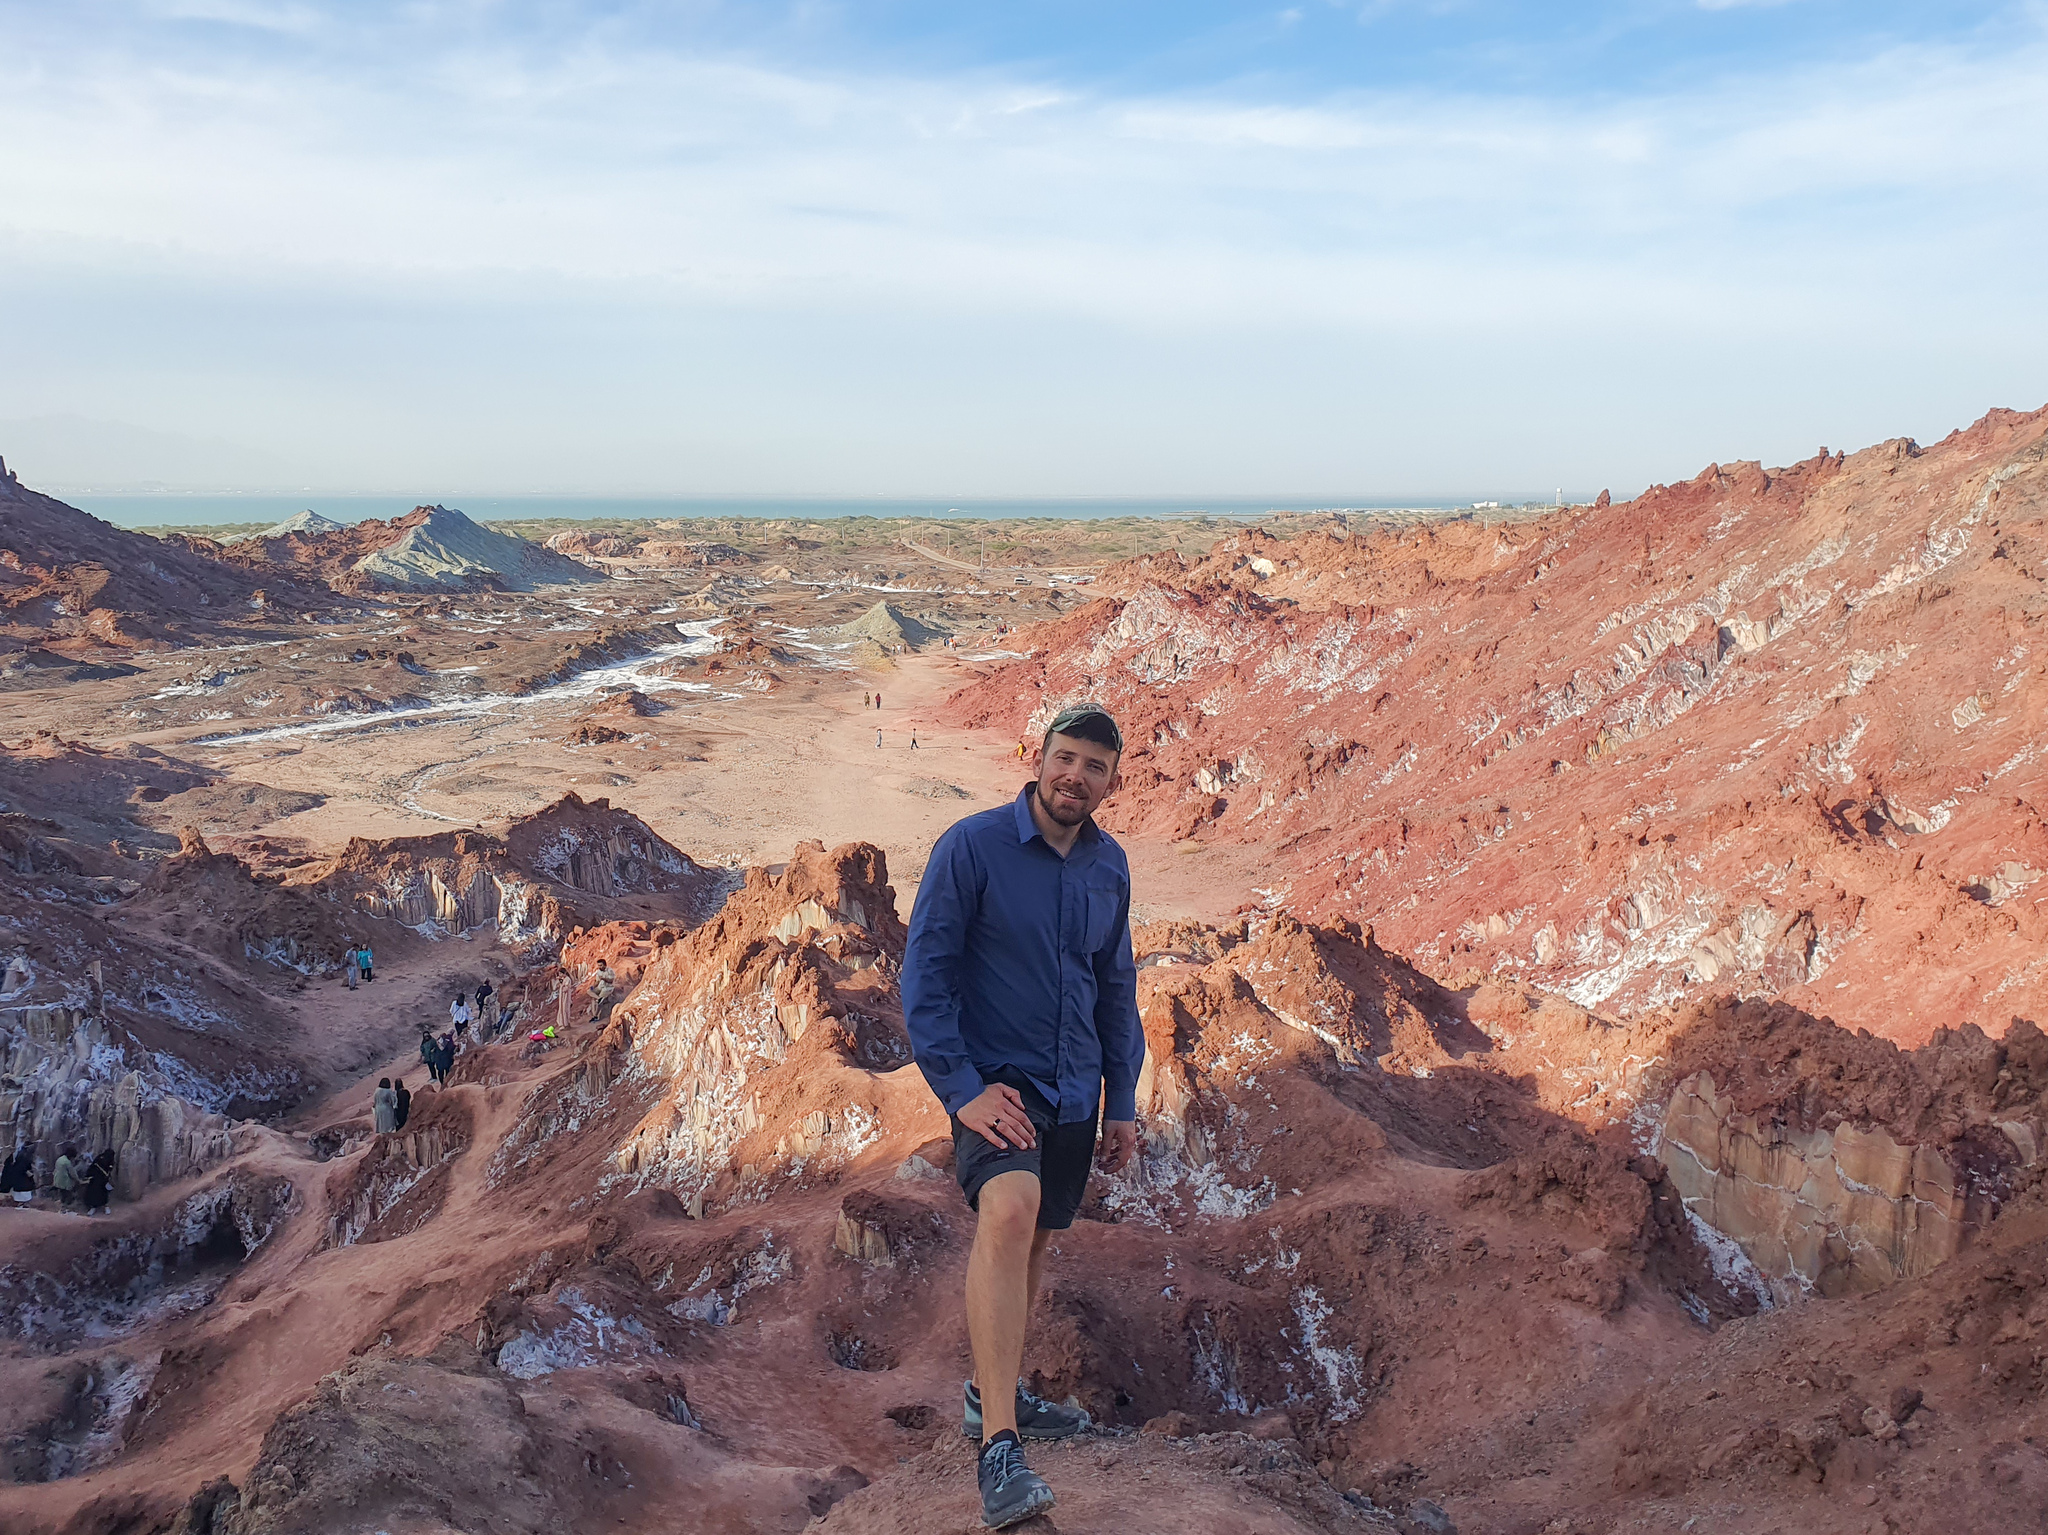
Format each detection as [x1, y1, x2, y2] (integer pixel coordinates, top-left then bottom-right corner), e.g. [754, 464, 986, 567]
[1012, 781, 1100, 847]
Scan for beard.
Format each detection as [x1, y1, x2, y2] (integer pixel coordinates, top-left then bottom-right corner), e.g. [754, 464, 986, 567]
[1036, 778, 1093, 826]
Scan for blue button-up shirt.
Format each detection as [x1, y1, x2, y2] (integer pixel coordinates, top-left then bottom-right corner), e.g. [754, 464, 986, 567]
[903, 784, 1144, 1125]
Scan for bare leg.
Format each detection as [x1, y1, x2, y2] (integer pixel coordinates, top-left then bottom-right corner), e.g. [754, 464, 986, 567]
[965, 1171, 1040, 1442]
[1025, 1227, 1054, 1324]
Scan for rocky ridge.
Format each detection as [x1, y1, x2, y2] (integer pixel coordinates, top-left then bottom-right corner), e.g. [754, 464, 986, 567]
[941, 406, 2048, 1044]
[4, 834, 2048, 1532]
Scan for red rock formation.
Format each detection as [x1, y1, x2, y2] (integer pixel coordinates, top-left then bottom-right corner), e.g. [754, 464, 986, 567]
[943, 406, 2048, 1044]
[299, 792, 731, 943]
[0, 471, 317, 648]
[9, 834, 2048, 1533]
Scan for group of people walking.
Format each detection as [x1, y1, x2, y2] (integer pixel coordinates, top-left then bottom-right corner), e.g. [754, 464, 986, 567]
[1, 1142, 117, 1214]
[372, 1077, 412, 1134]
[414, 981, 504, 1089]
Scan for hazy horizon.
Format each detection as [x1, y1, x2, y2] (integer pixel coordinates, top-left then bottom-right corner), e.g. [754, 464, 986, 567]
[66, 491, 1553, 532]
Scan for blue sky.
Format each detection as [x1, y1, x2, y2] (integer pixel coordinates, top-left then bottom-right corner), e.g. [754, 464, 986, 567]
[0, 1, 2042, 496]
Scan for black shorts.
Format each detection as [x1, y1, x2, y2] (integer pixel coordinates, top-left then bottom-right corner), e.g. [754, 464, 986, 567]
[950, 1069, 1097, 1231]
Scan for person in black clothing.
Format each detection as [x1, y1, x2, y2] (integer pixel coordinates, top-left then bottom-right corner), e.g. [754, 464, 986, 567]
[475, 980, 495, 1037]
[436, 1032, 457, 1085]
[393, 1076, 412, 1130]
[2, 1143, 35, 1206]
[420, 1027, 438, 1081]
[81, 1149, 114, 1215]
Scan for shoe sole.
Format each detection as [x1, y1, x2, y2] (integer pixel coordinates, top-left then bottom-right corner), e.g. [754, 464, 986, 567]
[964, 1421, 1090, 1442]
[983, 1482, 1056, 1529]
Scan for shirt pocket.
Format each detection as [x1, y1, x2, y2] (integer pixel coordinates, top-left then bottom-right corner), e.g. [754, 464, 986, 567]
[1082, 887, 1122, 954]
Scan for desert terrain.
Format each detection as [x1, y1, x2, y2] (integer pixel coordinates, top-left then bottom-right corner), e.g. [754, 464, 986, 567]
[3, 413, 2048, 1535]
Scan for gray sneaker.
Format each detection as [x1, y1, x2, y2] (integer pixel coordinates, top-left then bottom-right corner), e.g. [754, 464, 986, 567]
[978, 1432, 1056, 1529]
[963, 1379, 1093, 1441]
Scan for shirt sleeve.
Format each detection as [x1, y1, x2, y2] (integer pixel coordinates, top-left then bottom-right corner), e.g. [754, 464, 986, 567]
[902, 824, 986, 1116]
[1093, 869, 1143, 1122]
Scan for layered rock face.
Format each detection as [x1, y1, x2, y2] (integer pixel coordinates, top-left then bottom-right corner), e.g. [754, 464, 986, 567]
[1644, 995, 2048, 1302]
[1, 1004, 237, 1200]
[491, 838, 925, 1216]
[1659, 1072, 1975, 1300]
[302, 792, 732, 943]
[943, 406, 2048, 1043]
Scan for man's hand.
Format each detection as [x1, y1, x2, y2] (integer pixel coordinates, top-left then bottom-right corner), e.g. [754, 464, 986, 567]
[1096, 1119, 1137, 1174]
[958, 1083, 1037, 1150]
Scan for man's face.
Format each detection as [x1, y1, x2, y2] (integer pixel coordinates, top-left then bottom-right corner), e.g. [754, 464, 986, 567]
[1034, 731, 1121, 826]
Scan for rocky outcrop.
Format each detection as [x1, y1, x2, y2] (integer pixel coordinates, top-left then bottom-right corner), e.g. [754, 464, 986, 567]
[0, 471, 319, 643]
[225, 510, 345, 544]
[831, 1189, 948, 1268]
[350, 506, 599, 592]
[0, 1169, 293, 1342]
[304, 792, 731, 943]
[825, 600, 950, 651]
[1659, 1071, 1981, 1300]
[573, 840, 920, 1212]
[1, 1004, 237, 1200]
[942, 406, 2048, 1044]
[322, 1094, 472, 1248]
[1645, 996, 2048, 1300]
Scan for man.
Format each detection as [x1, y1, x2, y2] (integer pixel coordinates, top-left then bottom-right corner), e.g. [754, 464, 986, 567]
[588, 960, 618, 1024]
[343, 943, 358, 991]
[903, 701, 1143, 1529]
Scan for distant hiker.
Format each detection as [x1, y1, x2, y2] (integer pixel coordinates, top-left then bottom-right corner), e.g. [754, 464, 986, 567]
[876, 730, 883, 749]
[393, 1077, 412, 1130]
[342, 944, 359, 990]
[903, 701, 1140, 1529]
[588, 961, 618, 1023]
[475, 981, 496, 1035]
[437, 1032, 457, 1083]
[875, 693, 883, 709]
[81, 1150, 115, 1215]
[52, 1145, 76, 1210]
[358, 944, 374, 983]
[2, 1143, 33, 1205]
[863, 691, 870, 707]
[911, 736, 919, 751]
[373, 1077, 398, 1134]
[450, 993, 472, 1044]
[420, 1027, 438, 1075]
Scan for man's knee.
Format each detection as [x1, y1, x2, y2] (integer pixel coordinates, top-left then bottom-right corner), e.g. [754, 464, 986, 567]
[975, 1173, 1040, 1245]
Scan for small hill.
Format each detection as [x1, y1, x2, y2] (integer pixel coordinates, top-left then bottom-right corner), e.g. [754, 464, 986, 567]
[826, 600, 949, 650]
[227, 509, 346, 543]
[0, 454, 314, 643]
[351, 506, 600, 592]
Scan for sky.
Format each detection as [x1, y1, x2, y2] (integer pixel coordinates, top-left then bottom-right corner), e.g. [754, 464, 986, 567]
[1, 0, 2044, 499]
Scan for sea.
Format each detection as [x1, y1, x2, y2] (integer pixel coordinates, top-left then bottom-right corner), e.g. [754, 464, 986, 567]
[72, 493, 1512, 531]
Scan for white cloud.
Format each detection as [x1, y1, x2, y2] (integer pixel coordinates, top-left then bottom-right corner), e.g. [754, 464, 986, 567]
[0, 6, 2042, 492]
